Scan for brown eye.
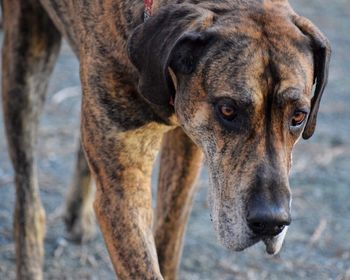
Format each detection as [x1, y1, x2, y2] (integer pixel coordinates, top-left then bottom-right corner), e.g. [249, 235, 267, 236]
[219, 104, 236, 120]
[291, 111, 307, 127]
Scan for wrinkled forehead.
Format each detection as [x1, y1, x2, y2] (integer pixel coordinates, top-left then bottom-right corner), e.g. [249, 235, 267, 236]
[202, 10, 314, 101]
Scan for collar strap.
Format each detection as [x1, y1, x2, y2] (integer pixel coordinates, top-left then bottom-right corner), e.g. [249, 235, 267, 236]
[144, 0, 153, 21]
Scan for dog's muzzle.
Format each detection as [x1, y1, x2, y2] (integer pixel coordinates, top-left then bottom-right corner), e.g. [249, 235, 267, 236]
[246, 189, 291, 254]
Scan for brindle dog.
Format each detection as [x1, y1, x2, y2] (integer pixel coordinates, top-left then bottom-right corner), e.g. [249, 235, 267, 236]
[1, 0, 330, 279]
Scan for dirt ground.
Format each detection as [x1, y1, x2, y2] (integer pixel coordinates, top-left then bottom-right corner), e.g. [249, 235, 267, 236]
[0, 0, 349, 279]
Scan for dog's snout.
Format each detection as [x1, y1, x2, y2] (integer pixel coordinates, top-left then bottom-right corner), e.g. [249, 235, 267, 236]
[247, 198, 291, 237]
[247, 188, 291, 236]
[247, 164, 292, 237]
[247, 209, 291, 236]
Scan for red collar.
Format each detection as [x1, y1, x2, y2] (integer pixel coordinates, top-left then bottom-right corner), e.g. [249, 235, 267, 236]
[144, 0, 153, 21]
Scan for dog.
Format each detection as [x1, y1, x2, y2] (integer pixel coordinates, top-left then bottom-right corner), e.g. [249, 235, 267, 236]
[1, 0, 330, 279]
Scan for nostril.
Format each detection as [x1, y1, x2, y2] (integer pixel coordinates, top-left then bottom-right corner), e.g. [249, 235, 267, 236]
[247, 214, 290, 237]
[248, 221, 287, 236]
[277, 224, 286, 231]
[250, 222, 265, 232]
[273, 224, 286, 235]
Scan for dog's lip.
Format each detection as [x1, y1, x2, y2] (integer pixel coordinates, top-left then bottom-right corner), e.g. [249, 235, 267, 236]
[262, 226, 289, 255]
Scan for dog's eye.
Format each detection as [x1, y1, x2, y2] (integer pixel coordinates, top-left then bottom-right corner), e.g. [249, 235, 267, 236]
[218, 104, 236, 121]
[214, 99, 241, 129]
[291, 111, 307, 127]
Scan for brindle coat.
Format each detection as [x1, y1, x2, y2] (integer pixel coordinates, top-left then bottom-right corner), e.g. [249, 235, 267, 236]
[1, 0, 330, 279]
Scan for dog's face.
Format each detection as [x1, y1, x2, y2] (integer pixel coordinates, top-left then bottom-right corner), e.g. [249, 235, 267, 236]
[174, 24, 313, 252]
[128, 1, 330, 254]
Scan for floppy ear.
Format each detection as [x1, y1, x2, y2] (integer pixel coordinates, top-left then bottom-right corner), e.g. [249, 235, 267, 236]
[293, 16, 331, 140]
[127, 4, 216, 106]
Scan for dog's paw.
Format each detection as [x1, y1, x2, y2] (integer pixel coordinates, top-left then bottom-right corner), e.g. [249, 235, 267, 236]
[63, 205, 96, 243]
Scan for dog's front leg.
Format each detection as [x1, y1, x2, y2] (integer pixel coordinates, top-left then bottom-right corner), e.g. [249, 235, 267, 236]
[82, 109, 164, 279]
[2, 1, 61, 279]
[64, 142, 95, 243]
[154, 127, 203, 279]
[80, 64, 166, 279]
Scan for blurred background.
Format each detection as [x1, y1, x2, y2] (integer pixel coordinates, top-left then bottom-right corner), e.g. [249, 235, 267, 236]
[0, 0, 349, 279]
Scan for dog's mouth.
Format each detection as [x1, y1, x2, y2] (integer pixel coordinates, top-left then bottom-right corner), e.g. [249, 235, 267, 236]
[235, 226, 289, 254]
[261, 226, 289, 255]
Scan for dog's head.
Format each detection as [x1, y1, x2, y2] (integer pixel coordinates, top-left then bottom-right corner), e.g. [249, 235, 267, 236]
[128, 0, 330, 254]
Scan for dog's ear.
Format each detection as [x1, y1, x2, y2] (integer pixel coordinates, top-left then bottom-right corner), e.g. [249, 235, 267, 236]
[293, 16, 331, 140]
[127, 5, 216, 106]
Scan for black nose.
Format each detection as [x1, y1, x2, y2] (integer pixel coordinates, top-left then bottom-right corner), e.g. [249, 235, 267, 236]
[247, 207, 291, 237]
